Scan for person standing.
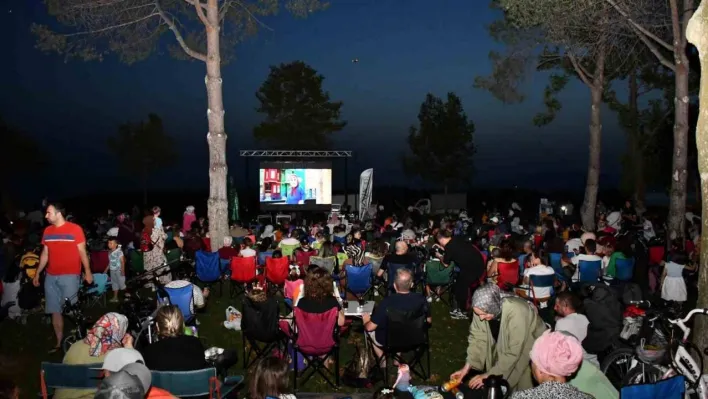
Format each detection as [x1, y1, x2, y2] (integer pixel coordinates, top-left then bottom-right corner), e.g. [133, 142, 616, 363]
[33, 203, 93, 353]
[436, 230, 485, 319]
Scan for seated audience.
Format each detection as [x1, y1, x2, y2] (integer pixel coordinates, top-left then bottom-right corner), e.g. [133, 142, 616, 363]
[377, 241, 416, 278]
[100, 348, 177, 399]
[239, 237, 256, 257]
[296, 267, 345, 326]
[553, 291, 598, 366]
[164, 279, 207, 314]
[140, 305, 208, 371]
[218, 236, 239, 260]
[520, 250, 555, 299]
[570, 239, 602, 281]
[247, 356, 296, 399]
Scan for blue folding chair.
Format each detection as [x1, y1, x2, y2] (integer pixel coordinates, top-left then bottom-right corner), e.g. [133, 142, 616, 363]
[86, 273, 111, 307]
[258, 251, 273, 266]
[528, 273, 555, 303]
[333, 235, 346, 245]
[219, 258, 231, 275]
[548, 253, 568, 283]
[578, 260, 602, 283]
[615, 257, 635, 281]
[162, 284, 196, 324]
[517, 254, 527, 278]
[346, 264, 373, 300]
[150, 368, 243, 398]
[39, 362, 103, 399]
[620, 374, 685, 398]
[195, 250, 223, 296]
[566, 252, 576, 259]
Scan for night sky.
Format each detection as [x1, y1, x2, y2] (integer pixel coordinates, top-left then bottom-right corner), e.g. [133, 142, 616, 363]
[2, 0, 626, 202]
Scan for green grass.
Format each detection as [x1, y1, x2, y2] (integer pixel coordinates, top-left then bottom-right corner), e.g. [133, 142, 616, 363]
[0, 289, 470, 396]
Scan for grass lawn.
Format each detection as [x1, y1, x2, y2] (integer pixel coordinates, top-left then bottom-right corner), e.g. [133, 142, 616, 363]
[0, 287, 471, 397]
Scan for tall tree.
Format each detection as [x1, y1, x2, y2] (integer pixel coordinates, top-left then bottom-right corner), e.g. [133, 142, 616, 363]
[601, 0, 695, 241]
[32, 0, 328, 251]
[475, 0, 628, 230]
[0, 118, 45, 212]
[685, 0, 708, 366]
[107, 114, 177, 205]
[254, 61, 346, 149]
[402, 92, 475, 203]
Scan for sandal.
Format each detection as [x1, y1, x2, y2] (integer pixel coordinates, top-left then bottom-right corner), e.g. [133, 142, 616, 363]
[48, 346, 61, 354]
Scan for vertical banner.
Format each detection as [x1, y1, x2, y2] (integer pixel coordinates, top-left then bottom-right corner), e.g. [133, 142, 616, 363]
[359, 168, 373, 220]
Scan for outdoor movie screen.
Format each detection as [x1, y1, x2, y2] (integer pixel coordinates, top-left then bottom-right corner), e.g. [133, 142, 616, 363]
[259, 164, 332, 208]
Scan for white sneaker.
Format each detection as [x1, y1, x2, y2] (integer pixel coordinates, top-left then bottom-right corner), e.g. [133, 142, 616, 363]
[427, 296, 433, 303]
[374, 290, 380, 297]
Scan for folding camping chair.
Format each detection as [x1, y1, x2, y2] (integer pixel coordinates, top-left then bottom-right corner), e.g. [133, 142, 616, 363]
[195, 250, 223, 296]
[264, 256, 289, 297]
[150, 368, 243, 398]
[615, 257, 635, 282]
[309, 256, 337, 274]
[578, 260, 602, 284]
[289, 307, 340, 391]
[619, 374, 685, 398]
[161, 283, 196, 325]
[345, 264, 373, 300]
[241, 296, 285, 369]
[425, 259, 455, 306]
[85, 273, 111, 307]
[39, 362, 103, 399]
[229, 256, 258, 298]
[257, 251, 273, 266]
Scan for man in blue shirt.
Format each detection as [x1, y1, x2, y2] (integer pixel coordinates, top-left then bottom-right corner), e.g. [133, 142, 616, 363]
[362, 268, 431, 359]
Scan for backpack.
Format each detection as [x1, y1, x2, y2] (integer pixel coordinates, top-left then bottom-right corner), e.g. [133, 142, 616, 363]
[140, 231, 154, 252]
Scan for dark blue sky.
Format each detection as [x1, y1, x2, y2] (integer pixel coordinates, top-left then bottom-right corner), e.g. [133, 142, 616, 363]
[2, 0, 626, 201]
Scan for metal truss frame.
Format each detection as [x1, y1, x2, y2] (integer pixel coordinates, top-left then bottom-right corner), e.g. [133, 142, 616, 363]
[239, 150, 352, 158]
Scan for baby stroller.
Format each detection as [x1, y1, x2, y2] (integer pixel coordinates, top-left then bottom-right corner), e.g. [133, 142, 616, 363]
[2, 255, 42, 324]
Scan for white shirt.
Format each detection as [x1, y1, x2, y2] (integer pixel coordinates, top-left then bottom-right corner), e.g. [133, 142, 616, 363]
[523, 265, 555, 298]
[571, 254, 602, 281]
[240, 247, 256, 258]
[566, 238, 582, 254]
[555, 312, 598, 366]
[165, 280, 205, 314]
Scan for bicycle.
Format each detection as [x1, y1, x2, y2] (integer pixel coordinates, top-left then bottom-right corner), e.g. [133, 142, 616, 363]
[61, 282, 98, 354]
[622, 307, 708, 398]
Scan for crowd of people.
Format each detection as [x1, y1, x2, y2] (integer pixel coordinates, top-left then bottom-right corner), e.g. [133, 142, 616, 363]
[0, 197, 702, 398]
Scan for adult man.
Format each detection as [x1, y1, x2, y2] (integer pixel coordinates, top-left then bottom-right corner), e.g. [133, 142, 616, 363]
[33, 203, 93, 352]
[570, 239, 602, 282]
[553, 291, 598, 366]
[376, 241, 416, 278]
[363, 268, 430, 359]
[437, 229, 485, 319]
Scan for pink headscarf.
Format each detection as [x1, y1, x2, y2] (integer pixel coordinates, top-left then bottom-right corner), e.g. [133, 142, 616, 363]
[529, 331, 583, 377]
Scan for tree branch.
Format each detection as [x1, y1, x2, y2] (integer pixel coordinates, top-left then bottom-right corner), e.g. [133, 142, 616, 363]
[183, 0, 206, 10]
[229, 0, 274, 31]
[155, 0, 207, 62]
[603, 0, 674, 52]
[567, 53, 593, 87]
[63, 11, 160, 36]
[192, 0, 211, 27]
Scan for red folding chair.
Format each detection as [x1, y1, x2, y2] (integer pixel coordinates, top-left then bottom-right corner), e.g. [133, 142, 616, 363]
[288, 307, 340, 391]
[264, 257, 289, 296]
[230, 256, 259, 298]
[496, 260, 520, 291]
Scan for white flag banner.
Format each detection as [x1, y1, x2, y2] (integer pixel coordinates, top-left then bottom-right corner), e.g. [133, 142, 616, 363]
[359, 168, 373, 220]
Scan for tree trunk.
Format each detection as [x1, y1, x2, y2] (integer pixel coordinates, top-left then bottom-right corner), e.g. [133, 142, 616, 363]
[204, 0, 229, 253]
[667, 0, 693, 242]
[580, 48, 606, 231]
[628, 69, 646, 213]
[685, 0, 707, 372]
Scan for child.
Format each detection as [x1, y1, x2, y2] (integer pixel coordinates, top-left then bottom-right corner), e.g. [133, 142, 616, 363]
[247, 356, 295, 399]
[105, 237, 126, 303]
[152, 206, 163, 230]
[284, 268, 303, 308]
[660, 252, 695, 303]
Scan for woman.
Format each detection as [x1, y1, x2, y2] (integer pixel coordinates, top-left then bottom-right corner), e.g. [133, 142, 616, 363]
[296, 267, 346, 328]
[450, 284, 546, 392]
[140, 305, 207, 371]
[143, 215, 170, 287]
[510, 331, 593, 398]
[247, 356, 295, 399]
[56, 313, 132, 399]
[487, 240, 518, 290]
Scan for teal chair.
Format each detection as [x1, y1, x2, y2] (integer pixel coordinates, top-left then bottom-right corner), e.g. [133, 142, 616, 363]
[39, 362, 103, 399]
[150, 368, 243, 398]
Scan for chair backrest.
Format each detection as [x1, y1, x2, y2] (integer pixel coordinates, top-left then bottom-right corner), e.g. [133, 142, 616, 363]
[310, 256, 336, 274]
[285, 279, 303, 300]
[87, 273, 110, 295]
[265, 257, 289, 284]
[242, 296, 281, 342]
[578, 260, 602, 283]
[129, 250, 144, 273]
[295, 250, 317, 267]
[517, 254, 527, 277]
[615, 257, 635, 281]
[346, 264, 372, 294]
[529, 273, 555, 299]
[201, 237, 212, 253]
[195, 250, 221, 282]
[649, 246, 665, 265]
[164, 284, 195, 321]
[90, 251, 109, 274]
[496, 260, 519, 289]
[166, 248, 182, 265]
[40, 362, 103, 398]
[386, 306, 428, 350]
[549, 253, 562, 269]
[150, 368, 218, 397]
[333, 235, 346, 245]
[280, 243, 299, 257]
[425, 259, 453, 285]
[257, 251, 273, 266]
[293, 307, 338, 356]
[566, 252, 576, 259]
[230, 256, 257, 283]
[619, 374, 685, 398]
[387, 263, 413, 289]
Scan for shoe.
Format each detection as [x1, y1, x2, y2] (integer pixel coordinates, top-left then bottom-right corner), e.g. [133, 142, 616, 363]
[449, 309, 469, 320]
[435, 298, 441, 303]
[427, 296, 433, 303]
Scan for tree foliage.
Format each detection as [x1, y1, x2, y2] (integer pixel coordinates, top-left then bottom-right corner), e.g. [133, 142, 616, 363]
[402, 93, 476, 190]
[107, 113, 177, 202]
[253, 61, 346, 149]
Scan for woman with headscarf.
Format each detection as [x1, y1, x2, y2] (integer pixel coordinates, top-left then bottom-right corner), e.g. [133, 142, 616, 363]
[450, 284, 547, 392]
[56, 313, 131, 399]
[143, 215, 170, 288]
[510, 331, 593, 398]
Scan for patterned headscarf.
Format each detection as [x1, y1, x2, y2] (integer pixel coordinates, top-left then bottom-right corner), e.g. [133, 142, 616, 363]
[84, 312, 129, 357]
[471, 284, 515, 317]
[345, 244, 365, 265]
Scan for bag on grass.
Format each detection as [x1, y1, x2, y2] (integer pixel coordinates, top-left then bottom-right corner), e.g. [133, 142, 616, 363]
[223, 306, 241, 330]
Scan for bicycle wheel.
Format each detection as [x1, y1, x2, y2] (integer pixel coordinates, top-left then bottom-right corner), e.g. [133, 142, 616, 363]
[601, 347, 639, 390]
[623, 363, 666, 385]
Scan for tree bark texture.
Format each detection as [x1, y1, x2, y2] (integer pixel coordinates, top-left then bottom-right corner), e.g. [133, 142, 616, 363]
[685, 0, 707, 372]
[580, 48, 606, 231]
[667, 0, 693, 241]
[204, 0, 229, 252]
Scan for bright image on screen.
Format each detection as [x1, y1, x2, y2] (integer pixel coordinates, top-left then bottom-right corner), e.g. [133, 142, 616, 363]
[259, 168, 332, 205]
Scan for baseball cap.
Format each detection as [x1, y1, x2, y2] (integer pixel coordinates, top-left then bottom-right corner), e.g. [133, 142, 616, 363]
[94, 363, 150, 399]
[102, 348, 145, 372]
